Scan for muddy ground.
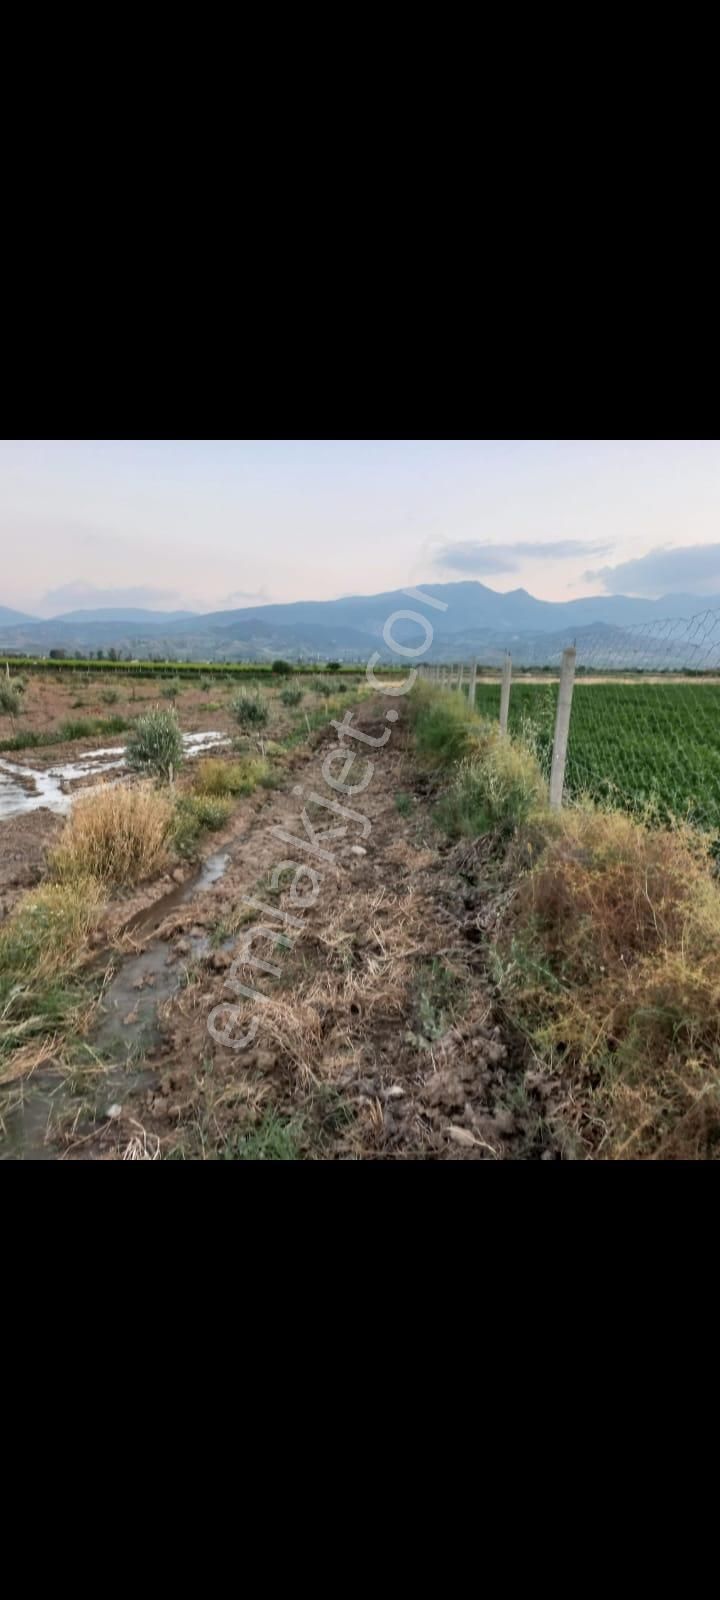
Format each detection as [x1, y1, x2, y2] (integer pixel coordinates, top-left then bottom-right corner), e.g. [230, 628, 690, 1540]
[0, 670, 327, 766]
[0, 673, 358, 907]
[0, 810, 65, 910]
[0, 693, 563, 1161]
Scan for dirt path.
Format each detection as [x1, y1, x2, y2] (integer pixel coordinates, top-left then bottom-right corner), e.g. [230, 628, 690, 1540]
[47, 698, 559, 1161]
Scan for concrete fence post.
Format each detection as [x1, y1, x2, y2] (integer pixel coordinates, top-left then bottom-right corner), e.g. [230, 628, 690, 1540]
[456, 662, 464, 695]
[499, 653, 513, 734]
[550, 647, 577, 810]
[468, 657, 478, 711]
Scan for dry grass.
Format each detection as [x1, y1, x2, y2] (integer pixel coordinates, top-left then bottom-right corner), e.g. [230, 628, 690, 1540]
[51, 783, 173, 887]
[0, 1035, 60, 1086]
[498, 806, 720, 1159]
[409, 685, 720, 1158]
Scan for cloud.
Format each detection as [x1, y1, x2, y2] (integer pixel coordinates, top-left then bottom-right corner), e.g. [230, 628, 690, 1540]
[434, 540, 612, 575]
[585, 544, 720, 597]
[223, 587, 273, 607]
[40, 582, 183, 614]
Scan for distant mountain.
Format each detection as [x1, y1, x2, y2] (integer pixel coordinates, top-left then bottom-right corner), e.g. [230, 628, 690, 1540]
[0, 606, 36, 624]
[52, 608, 197, 624]
[173, 583, 720, 640]
[1, 583, 719, 665]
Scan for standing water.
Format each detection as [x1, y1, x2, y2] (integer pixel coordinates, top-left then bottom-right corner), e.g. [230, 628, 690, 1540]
[0, 731, 230, 821]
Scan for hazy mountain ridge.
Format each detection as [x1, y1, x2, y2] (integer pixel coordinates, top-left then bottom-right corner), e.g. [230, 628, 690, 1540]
[1, 582, 719, 663]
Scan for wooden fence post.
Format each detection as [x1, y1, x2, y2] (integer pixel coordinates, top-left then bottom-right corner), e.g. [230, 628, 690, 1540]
[499, 653, 513, 734]
[550, 647, 577, 810]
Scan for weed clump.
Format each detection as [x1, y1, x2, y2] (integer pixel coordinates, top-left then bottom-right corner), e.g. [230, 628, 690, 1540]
[57, 715, 129, 741]
[223, 1110, 302, 1160]
[497, 807, 720, 1159]
[193, 757, 268, 797]
[126, 708, 183, 781]
[173, 794, 233, 855]
[230, 690, 269, 729]
[0, 682, 24, 717]
[410, 684, 478, 765]
[436, 733, 546, 840]
[51, 784, 173, 887]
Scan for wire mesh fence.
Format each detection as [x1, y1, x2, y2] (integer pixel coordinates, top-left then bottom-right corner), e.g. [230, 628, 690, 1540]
[431, 606, 720, 835]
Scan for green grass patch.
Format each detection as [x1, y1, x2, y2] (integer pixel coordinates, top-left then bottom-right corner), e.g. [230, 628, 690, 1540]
[408, 959, 464, 1049]
[193, 757, 268, 797]
[173, 794, 233, 856]
[222, 1109, 302, 1160]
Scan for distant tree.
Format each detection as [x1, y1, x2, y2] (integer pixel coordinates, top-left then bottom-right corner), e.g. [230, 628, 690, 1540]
[108, 648, 118, 662]
[96, 649, 104, 660]
[327, 661, 341, 673]
[272, 659, 293, 676]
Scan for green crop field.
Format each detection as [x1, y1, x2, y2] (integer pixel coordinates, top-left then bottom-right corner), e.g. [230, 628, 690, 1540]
[472, 681, 720, 832]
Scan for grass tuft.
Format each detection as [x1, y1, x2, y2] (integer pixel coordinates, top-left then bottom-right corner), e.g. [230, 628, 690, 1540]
[230, 690, 269, 729]
[51, 784, 173, 887]
[126, 708, 183, 780]
[193, 757, 268, 797]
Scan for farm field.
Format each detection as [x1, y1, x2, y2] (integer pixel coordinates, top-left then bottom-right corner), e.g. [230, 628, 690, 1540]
[472, 680, 720, 832]
[0, 681, 531, 1162]
[1, 672, 720, 1160]
[0, 670, 362, 900]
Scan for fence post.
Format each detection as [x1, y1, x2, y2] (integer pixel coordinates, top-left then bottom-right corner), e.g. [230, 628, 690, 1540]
[499, 653, 513, 733]
[456, 662, 464, 695]
[468, 657, 478, 711]
[549, 647, 577, 810]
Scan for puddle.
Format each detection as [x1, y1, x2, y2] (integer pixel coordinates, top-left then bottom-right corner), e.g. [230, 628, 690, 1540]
[0, 1061, 155, 1162]
[195, 850, 232, 893]
[94, 942, 201, 1052]
[1, 837, 235, 1160]
[96, 851, 234, 1050]
[0, 731, 230, 821]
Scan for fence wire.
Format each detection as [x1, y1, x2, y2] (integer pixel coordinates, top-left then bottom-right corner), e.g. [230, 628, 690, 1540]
[456, 606, 720, 834]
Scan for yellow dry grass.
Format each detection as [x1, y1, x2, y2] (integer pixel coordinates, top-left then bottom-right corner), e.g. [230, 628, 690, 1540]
[499, 805, 720, 1159]
[51, 782, 173, 887]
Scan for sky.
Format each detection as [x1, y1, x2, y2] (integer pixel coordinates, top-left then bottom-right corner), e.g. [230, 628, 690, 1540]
[2, 438, 720, 615]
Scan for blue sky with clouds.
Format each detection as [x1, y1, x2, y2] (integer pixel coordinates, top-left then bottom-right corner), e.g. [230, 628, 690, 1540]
[2, 438, 720, 614]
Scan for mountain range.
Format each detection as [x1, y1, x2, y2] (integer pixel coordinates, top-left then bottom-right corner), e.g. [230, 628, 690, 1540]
[1, 584, 719, 667]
